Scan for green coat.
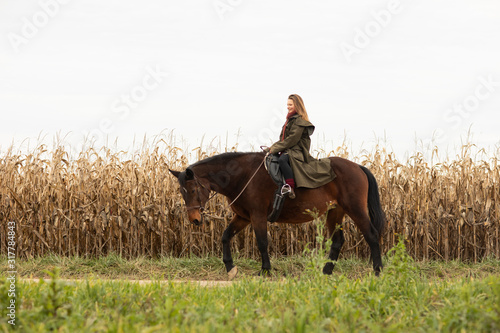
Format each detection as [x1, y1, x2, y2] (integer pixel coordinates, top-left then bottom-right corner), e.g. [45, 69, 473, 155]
[269, 114, 336, 188]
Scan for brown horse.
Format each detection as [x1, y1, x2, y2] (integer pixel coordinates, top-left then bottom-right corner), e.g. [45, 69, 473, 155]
[169, 151, 385, 276]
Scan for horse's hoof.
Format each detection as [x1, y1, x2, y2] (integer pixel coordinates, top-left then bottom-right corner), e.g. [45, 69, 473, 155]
[323, 262, 335, 275]
[228, 266, 238, 280]
[259, 269, 271, 277]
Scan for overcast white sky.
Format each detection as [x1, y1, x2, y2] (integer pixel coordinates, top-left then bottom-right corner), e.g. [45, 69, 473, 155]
[1, 0, 499, 160]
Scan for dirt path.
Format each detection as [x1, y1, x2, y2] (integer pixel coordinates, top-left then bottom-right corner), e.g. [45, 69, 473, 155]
[20, 266, 238, 287]
[21, 278, 233, 287]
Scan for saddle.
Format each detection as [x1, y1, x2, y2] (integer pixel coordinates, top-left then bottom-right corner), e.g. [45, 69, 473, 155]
[264, 153, 289, 222]
[265, 153, 285, 185]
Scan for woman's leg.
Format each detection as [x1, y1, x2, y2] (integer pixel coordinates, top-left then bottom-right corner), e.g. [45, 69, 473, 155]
[278, 153, 295, 189]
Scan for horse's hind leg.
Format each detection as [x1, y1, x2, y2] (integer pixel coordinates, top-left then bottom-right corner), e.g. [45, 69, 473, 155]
[349, 210, 383, 276]
[323, 207, 346, 275]
[222, 215, 250, 274]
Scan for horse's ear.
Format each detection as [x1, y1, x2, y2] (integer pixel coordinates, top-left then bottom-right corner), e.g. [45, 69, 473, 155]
[169, 169, 181, 179]
[185, 168, 194, 180]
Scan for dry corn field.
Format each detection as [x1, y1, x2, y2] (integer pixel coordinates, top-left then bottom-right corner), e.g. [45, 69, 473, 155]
[1, 142, 499, 261]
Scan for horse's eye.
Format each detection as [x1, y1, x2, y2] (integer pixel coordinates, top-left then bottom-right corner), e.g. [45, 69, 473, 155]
[191, 190, 195, 194]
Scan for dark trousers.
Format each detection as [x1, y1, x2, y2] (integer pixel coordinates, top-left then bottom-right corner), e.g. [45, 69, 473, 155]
[278, 153, 294, 183]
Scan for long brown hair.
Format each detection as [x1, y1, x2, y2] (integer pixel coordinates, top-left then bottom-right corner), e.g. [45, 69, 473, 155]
[289, 94, 310, 121]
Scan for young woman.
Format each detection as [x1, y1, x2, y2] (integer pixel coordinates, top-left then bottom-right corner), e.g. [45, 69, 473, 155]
[268, 94, 335, 199]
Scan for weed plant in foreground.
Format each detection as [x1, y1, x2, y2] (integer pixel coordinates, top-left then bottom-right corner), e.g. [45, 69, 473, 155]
[1, 240, 500, 332]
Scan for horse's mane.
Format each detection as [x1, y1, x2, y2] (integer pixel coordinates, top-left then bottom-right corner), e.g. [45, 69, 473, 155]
[190, 151, 264, 168]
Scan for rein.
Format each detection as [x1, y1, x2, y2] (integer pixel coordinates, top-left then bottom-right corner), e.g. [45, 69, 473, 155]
[227, 155, 266, 207]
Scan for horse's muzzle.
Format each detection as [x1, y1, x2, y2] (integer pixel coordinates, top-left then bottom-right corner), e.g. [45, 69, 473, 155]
[191, 211, 204, 226]
[187, 207, 204, 226]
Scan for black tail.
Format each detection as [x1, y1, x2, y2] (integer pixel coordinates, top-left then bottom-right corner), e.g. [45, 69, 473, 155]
[359, 165, 386, 240]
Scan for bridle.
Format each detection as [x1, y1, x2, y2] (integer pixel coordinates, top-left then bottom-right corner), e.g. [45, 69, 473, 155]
[182, 151, 267, 222]
[183, 175, 218, 215]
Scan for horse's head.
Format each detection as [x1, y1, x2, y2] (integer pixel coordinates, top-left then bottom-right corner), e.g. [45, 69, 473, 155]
[169, 168, 211, 226]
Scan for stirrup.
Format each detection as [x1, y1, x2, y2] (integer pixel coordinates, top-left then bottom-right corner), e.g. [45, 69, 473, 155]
[281, 184, 292, 196]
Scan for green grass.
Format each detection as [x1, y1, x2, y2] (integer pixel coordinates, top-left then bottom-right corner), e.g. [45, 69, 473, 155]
[1, 261, 499, 332]
[1, 252, 499, 281]
[1, 239, 500, 332]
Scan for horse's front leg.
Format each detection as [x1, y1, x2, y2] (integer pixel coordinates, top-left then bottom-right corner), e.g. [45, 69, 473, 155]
[323, 207, 346, 275]
[222, 215, 250, 277]
[251, 216, 271, 276]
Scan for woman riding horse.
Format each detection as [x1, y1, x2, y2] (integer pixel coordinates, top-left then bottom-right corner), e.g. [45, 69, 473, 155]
[169, 95, 385, 277]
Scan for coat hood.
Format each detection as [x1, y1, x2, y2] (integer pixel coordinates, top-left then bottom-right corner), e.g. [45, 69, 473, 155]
[293, 116, 315, 136]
